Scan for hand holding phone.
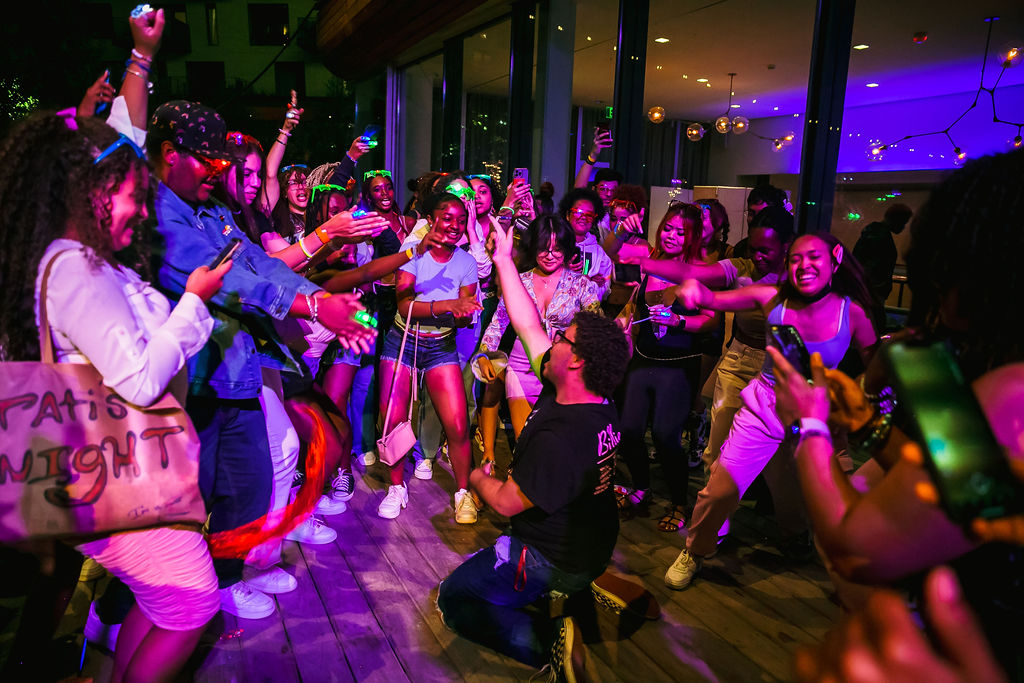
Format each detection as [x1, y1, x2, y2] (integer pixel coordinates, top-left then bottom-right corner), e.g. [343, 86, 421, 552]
[769, 324, 812, 379]
[210, 238, 242, 269]
[886, 342, 1024, 523]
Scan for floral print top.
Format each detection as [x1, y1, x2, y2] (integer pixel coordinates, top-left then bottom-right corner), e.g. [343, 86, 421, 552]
[481, 268, 601, 352]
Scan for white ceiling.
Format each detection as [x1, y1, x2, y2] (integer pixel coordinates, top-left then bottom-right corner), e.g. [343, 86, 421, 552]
[447, 0, 1024, 121]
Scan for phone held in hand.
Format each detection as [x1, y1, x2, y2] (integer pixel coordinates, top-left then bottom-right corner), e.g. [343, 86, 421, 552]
[571, 246, 583, 264]
[596, 118, 611, 134]
[583, 251, 594, 276]
[512, 167, 529, 186]
[885, 341, 1024, 523]
[210, 238, 242, 269]
[769, 324, 812, 379]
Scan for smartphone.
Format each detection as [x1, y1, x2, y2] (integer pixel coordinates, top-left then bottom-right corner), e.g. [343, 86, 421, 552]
[210, 238, 242, 269]
[769, 324, 811, 378]
[886, 342, 1024, 523]
[512, 167, 529, 186]
[583, 252, 594, 276]
[361, 124, 381, 149]
[571, 246, 583, 264]
[596, 118, 611, 134]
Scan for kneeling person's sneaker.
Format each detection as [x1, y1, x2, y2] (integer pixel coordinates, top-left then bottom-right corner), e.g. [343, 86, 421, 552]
[414, 458, 433, 480]
[454, 488, 478, 524]
[219, 581, 275, 620]
[378, 483, 408, 519]
[550, 615, 587, 682]
[331, 468, 355, 502]
[664, 548, 701, 590]
[285, 516, 338, 544]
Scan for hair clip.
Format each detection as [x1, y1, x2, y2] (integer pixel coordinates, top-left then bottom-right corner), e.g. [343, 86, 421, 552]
[56, 108, 78, 131]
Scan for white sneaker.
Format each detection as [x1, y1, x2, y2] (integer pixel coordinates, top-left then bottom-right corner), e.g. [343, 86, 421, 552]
[84, 602, 120, 652]
[219, 581, 275, 619]
[359, 450, 377, 466]
[414, 458, 433, 480]
[378, 483, 408, 519]
[664, 548, 701, 590]
[242, 565, 297, 594]
[315, 494, 347, 516]
[454, 488, 478, 524]
[285, 516, 338, 544]
[331, 468, 355, 502]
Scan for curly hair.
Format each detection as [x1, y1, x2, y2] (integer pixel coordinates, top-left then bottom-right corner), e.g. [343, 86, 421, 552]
[0, 112, 148, 361]
[611, 184, 648, 213]
[520, 214, 576, 269]
[558, 187, 606, 225]
[749, 205, 795, 244]
[572, 311, 629, 397]
[906, 148, 1024, 380]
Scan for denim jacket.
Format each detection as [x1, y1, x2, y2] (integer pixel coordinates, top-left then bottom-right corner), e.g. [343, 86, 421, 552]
[151, 182, 320, 398]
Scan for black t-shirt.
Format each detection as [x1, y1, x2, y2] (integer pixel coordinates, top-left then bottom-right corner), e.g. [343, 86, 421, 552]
[508, 392, 620, 576]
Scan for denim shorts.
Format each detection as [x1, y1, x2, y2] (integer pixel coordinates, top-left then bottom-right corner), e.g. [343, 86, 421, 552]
[380, 326, 460, 372]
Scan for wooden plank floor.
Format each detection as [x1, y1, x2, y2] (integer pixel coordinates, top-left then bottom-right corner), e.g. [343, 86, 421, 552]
[69, 436, 840, 682]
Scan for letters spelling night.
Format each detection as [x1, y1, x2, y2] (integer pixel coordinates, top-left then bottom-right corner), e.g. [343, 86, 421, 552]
[0, 389, 186, 506]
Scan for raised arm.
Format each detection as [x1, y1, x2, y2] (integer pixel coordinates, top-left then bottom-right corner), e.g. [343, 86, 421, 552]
[119, 7, 164, 130]
[261, 91, 303, 214]
[574, 127, 613, 188]
[490, 225, 551, 378]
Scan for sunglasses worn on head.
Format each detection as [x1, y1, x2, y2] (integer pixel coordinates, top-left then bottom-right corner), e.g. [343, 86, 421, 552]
[310, 184, 346, 202]
[281, 164, 308, 174]
[446, 184, 476, 201]
[467, 174, 492, 182]
[363, 170, 392, 182]
[608, 199, 638, 214]
[93, 134, 145, 165]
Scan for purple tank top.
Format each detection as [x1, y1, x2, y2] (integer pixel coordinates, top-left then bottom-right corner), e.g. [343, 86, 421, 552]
[762, 297, 852, 381]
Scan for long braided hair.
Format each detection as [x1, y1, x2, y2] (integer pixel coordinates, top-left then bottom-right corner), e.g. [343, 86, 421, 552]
[0, 112, 148, 362]
[906, 148, 1024, 380]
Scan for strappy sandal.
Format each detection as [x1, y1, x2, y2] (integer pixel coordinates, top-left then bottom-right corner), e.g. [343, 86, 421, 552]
[658, 504, 686, 532]
[614, 486, 647, 520]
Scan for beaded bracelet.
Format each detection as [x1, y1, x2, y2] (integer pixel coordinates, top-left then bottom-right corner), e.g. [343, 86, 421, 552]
[848, 410, 894, 458]
[278, 128, 291, 137]
[126, 58, 150, 74]
[131, 48, 152, 63]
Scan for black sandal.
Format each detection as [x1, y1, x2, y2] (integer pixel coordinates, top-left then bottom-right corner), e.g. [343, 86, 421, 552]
[658, 504, 686, 532]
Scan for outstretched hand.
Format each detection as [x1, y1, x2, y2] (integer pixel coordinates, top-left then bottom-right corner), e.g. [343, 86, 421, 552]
[590, 128, 613, 158]
[768, 347, 830, 425]
[283, 90, 304, 132]
[491, 224, 516, 265]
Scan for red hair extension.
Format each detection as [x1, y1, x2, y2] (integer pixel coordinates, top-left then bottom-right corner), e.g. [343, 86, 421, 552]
[207, 405, 327, 559]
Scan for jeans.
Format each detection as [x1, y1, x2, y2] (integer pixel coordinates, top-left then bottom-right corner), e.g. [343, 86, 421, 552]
[437, 534, 594, 668]
[186, 396, 273, 588]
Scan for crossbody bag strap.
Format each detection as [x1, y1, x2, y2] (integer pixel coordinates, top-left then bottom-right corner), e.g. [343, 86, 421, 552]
[382, 301, 415, 435]
[407, 322, 420, 421]
[37, 249, 75, 364]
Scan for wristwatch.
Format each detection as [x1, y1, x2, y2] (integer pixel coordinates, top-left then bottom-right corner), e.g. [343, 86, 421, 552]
[788, 417, 831, 444]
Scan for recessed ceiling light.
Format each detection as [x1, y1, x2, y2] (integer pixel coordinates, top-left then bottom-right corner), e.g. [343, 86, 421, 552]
[752, 99, 757, 103]
[556, 25, 563, 31]
[705, 83, 711, 88]
[730, 104, 741, 108]
[681, 74, 688, 79]
[696, 78, 709, 83]
[773, 106, 779, 111]
[866, 82, 879, 87]
[656, 65, 663, 70]
[853, 44, 870, 50]
[481, 34, 487, 39]
[586, 36, 592, 41]
[654, 37, 670, 43]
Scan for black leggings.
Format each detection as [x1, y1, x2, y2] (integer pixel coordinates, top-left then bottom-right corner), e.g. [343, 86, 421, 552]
[619, 356, 700, 506]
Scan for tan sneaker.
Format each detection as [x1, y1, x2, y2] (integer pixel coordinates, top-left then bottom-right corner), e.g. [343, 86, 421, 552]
[454, 488, 478, 524]
[664, 548, 701, 590]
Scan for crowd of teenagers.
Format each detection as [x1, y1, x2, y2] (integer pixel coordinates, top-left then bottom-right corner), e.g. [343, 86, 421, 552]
[1, 7, 1023, 683]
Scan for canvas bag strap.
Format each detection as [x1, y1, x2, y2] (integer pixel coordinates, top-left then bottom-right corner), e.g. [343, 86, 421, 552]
[37, 250, 74, 364]
[381, 301, 415, 436]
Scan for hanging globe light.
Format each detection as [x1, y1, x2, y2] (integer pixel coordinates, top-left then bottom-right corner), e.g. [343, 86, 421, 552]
[731, 116, 750, 134]
[952, 147, 968, 167]
[780, 130, 796, 146]
[1000, 42, 1022, 67]
[647, 106, 666, 123]
[714, 115, 732, 134]
[771, 139, 785, 153]
[865, 140, 887, 161]
[686, 122, 705, 141]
